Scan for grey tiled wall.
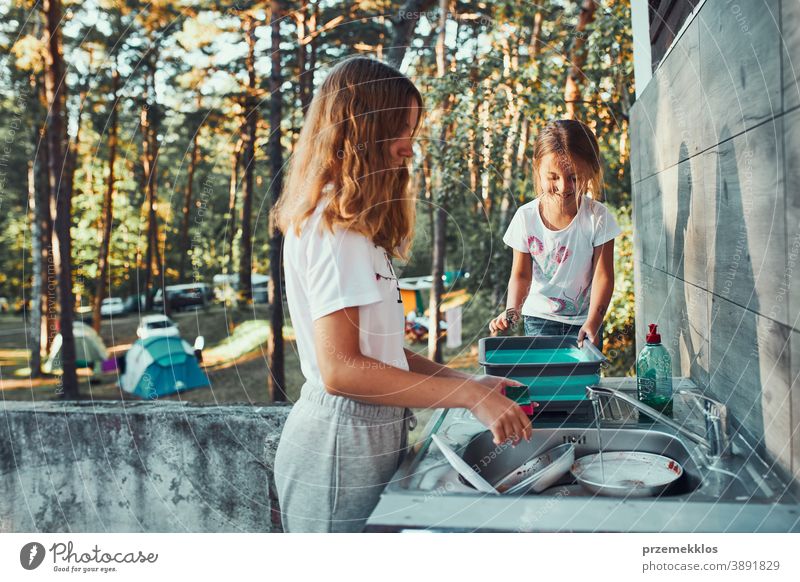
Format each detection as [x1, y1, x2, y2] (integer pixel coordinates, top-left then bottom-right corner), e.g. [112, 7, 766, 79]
[630, 0, 799, 480]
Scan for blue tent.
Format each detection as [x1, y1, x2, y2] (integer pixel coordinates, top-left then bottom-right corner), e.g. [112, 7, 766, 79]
[120, 336, 209, 399]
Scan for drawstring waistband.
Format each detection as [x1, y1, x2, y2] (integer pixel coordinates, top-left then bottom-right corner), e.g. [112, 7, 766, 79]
[295, 381, 418, 469]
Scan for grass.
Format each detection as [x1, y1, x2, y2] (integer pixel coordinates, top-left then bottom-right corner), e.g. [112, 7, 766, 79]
[0, 308, 632, 449]
[0, 307, 479, 407]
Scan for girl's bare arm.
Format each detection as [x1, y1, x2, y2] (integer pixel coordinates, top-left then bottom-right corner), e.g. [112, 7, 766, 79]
[580, 239, 615, 346]
[490, 250, 532, 334]
[404, 348, 472, 379]
[506, 249, 533, 312]
[314, 307, 532, 444]
[404, 347, 526, 398]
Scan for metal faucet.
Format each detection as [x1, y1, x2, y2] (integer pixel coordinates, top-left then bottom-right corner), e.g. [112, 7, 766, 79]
[585, 385, 730, 458]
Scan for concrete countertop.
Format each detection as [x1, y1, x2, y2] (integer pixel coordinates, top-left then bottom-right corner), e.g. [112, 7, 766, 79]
[365, 377, 800, 532]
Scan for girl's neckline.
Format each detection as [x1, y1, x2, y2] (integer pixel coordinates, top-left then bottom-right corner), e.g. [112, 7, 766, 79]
[536, 195, 587, 233]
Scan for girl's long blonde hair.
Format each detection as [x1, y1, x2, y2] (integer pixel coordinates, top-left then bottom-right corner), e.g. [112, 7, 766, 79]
[532, 119, 604, 202]
[272, 57, 423, 259]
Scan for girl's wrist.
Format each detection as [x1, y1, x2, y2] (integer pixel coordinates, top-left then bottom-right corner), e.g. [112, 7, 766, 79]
[458, 380, 486, 410]
[505, 307, 520, 326]
[584, 315, 603, 329]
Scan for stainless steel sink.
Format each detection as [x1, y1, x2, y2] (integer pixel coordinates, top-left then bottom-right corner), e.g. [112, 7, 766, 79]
[459, 427, 703, 498]
[398, 423, 765, 502]
[455, 426, 777, 502]
[366, 379, 800, 532]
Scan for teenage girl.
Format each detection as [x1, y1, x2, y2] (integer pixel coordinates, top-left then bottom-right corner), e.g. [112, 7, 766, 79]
[272, 57, 531, 533]
[489, 119, 621, 348]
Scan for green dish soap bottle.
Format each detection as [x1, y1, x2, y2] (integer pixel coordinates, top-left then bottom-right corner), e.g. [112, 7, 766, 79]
[636, 324, 673, 417]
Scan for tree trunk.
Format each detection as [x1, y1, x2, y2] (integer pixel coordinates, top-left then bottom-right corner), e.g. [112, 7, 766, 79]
[479, 80, 494, 216]
[386, 0, 436, 68]
[499, 35, 524, 227]
[296, 1, 313, 115]
[530, 10, 543, 61]
[467, 45, 480, 199]
[306, 1, 317, 112]
[268, 0, 286, 402]
[427, 0, 452, 363]
[238, 15, 257, 304]
[92, 68, 119, 332]
[225, 138, 243, 280]
[428, 203, 447, 362]
[153, 210, 165, 311]
[564, 0, 597, 120]
[28, 26, 46, 377]
[178, 105, 200, 283]
[500, 86, 522, 197]
[28, 129, 43, 377]
[43, 0, 78, 397]
[142, 91, 154, 311]
[511, 11, 540, 197]
[38, 115, 58, 354]
[141, 62, 163, 313]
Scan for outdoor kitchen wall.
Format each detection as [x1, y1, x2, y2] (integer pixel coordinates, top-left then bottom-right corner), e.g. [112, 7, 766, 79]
[630, 0, 799, 481]
[0, 401, 290, 532]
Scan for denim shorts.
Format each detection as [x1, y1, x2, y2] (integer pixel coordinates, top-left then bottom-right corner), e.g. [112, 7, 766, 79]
[523, 315, 603, 351]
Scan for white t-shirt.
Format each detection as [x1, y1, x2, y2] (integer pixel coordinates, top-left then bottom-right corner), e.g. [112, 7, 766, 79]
[284, 203, 408, 392]
[502, 195, 622, 325]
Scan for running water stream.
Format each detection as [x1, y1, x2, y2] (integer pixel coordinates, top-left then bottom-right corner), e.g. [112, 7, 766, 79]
[591, 397, 606, 483]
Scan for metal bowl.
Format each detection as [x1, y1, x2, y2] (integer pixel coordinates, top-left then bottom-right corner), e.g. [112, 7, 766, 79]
[571, 451, 683, 497]
[494, 443, 575, 495]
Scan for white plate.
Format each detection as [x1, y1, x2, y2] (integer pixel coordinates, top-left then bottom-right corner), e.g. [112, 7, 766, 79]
[431, 434, 499, 495]
[571, 451, 683, 497]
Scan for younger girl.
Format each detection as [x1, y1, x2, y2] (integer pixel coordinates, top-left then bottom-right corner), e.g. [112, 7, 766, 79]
[489, 120, 621, 347]
[272, 57, 531, 533]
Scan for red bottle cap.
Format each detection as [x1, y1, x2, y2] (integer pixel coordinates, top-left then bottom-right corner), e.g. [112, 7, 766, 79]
[646, 323, 661, 344]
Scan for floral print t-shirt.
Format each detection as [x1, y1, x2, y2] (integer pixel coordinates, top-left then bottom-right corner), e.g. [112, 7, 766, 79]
[502, 195, 622, 325]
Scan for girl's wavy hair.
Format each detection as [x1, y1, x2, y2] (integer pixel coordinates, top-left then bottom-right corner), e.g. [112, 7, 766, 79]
[272, 57, 423, 259]
[532, 119, 604, 202]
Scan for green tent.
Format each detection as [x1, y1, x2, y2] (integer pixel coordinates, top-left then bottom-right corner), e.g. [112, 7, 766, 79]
[43, 321, 109, 374]
[119, 335, 209, 399]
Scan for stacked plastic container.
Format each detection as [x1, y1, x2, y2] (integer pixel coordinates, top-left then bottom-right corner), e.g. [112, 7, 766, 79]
[478, 335, 607, 417]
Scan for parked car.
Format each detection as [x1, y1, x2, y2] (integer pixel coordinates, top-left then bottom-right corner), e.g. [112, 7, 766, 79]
[212, 273, 270, 303]
[100, 297, 126, 317]
[252, 274, 270, 304]
[153, 283, 212, 312]
[136, 314, 180, 339]
[123, 293, 147, 314]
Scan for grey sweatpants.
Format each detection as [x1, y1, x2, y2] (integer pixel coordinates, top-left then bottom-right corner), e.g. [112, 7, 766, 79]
[274, 382, 411, 532]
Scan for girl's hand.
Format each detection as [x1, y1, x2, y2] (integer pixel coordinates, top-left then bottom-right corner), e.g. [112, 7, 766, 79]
[577, 321, 601, 348]
[466, 382, 533, 446]
[488, 309, 519, 336]
[474, 374, 524, 394]
[488, 313, 507, 336]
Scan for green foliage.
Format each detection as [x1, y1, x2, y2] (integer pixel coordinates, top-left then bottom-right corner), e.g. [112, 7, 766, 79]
[0, 0, 635, 371]
[604, 204, 636, 376]
[401, 0, 635, 371]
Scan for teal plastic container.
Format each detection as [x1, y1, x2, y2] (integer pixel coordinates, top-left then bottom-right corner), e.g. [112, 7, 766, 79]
[481, 347, 591, 366]
[479, 336, 606, 414]
[636, 324, 673, 416]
